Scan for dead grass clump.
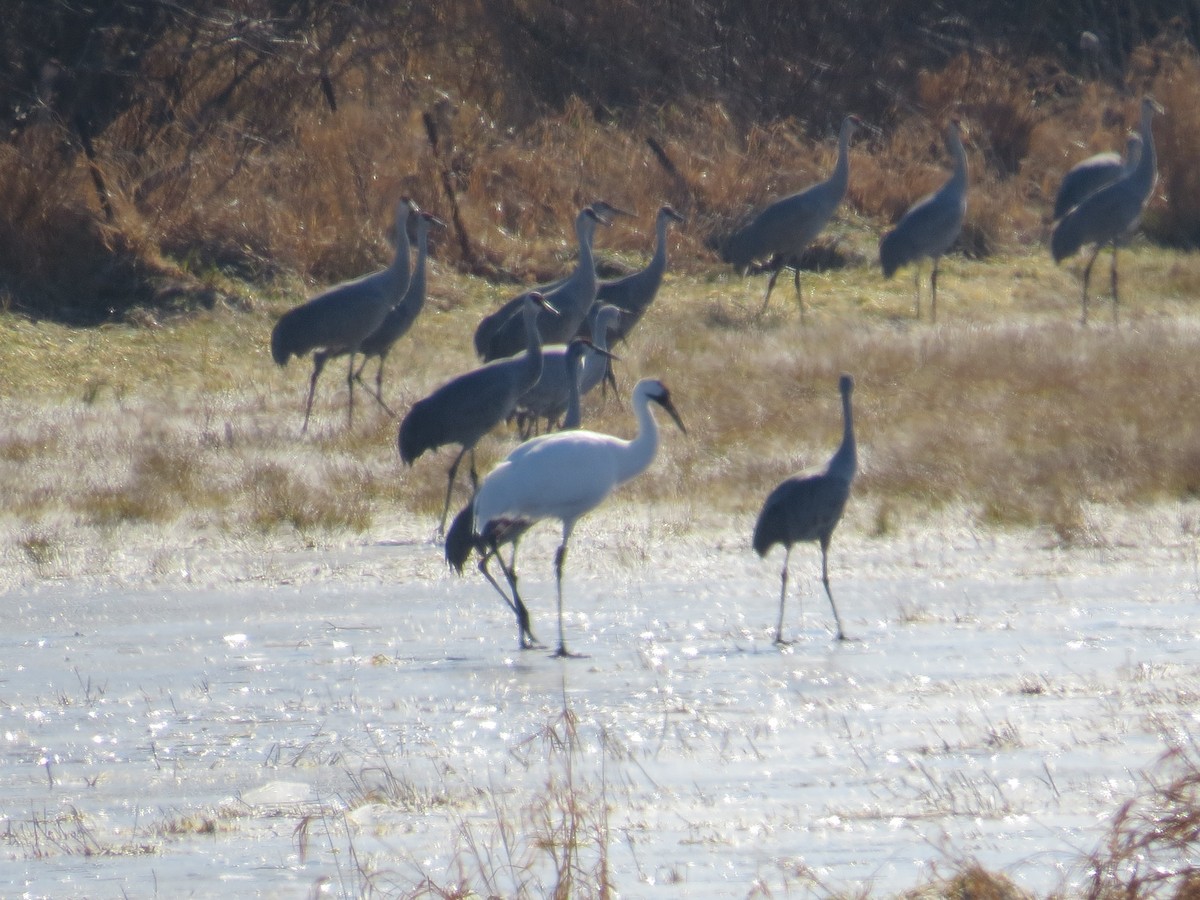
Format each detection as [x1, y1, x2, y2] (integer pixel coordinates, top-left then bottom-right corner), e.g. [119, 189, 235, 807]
[1144, 40, 1200, 246]
[246, 462, 372, 535]
[901, 862, 1033, 900]
[1080, 746, 1200, 899]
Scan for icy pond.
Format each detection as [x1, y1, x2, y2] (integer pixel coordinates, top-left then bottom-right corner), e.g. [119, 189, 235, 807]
[2, 503, 1198, 897]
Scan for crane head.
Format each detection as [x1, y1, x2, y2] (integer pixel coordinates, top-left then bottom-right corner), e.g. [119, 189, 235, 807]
[588, 201, 634, 227]
[643, 380, 686, 435]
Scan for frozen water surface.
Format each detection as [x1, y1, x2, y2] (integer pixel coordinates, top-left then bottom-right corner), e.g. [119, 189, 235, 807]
[1, 505, 1198, 897]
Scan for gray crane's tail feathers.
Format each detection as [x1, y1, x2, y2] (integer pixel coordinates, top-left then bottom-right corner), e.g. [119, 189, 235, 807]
[1050, 214, 1082, 263]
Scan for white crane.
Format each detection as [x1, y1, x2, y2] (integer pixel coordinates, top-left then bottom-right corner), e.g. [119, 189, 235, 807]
[443, 338, 611, 650]
[468, 378, 686, 657]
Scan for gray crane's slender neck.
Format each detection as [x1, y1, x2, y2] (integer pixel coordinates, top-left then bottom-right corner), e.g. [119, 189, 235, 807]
[520, 299, 546, 383]
[405, 223, 429, 308]
[828, 388, 857, 483]
[576, 214, 598, 280]
[1130, 104, 1158, 194]
[389, 207, 413, 282]
[649, 210, 672, 273]
[946, 127, 968, 192]
[828, 121, 855, 197]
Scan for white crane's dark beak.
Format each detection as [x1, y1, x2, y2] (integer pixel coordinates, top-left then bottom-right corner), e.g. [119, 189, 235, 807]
[653, 389, 686, 435]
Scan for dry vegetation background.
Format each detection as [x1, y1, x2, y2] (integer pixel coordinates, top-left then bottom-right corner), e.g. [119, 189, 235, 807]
[2, 1, 1200, 320]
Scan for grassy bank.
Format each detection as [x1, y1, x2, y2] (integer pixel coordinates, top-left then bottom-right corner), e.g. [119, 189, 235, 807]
[3, 242, 1199, 570]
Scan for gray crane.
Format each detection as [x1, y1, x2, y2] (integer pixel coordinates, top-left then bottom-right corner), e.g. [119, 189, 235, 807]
[350, 210, 444, 415]
[879, 120, 968, 323]
[1053, 133, 1142, 222]
[270, 197, 415, 433]
[516, 304, 621, 436]
[398, 292, 557, 534]
[444, 338, 602, 650]
[470, 377, 686, 657]
[1051, 96, 1160, 325]
[473, 202, 628, 360]
[753, 374, 856, 644]
[719, 115, 862, 318]
[591, 205, 685, 344]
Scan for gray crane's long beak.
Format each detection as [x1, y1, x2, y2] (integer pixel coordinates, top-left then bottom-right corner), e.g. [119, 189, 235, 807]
[530, 292, 559, 316]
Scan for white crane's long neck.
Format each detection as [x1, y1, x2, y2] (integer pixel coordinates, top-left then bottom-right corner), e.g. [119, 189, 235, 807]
[614, 393, 662, 487]
[827, 389, 857, 483]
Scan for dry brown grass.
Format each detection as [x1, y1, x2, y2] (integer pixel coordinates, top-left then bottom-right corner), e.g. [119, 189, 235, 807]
[2, 242, 1199, 555]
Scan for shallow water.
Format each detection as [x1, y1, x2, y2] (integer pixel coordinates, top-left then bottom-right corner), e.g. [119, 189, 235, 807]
[2, 508, 1198, 897]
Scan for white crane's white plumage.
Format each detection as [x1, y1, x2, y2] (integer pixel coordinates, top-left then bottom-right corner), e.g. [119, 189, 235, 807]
[470, 377, 686, 657]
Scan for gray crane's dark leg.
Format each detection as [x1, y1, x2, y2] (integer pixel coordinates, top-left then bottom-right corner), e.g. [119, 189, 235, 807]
[820, 538, 846, 641]
[352, 356, 396, 416]
[301, 350, 329, 434]
[345, 354, 357, 428]
[930, 258, 940, 324]
[774, 547, 792, 646]
[913, 266, 922, 319]
[793, 267, 805, 325]
[1081, 245, 1102, 326]
[1110, 243, 1120, 325]
[439, 447, 469, 535]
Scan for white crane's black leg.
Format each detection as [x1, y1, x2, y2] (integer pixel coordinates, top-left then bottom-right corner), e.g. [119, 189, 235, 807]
[551, 537, 584, 658]
[301, 350, 329, 434]
[498, 543, 539, 649]
[820, 538, 846, 641]
[1080, 244, 1102, 326]
[479, 539, 539, 649]
[774, 546, 792, 646]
